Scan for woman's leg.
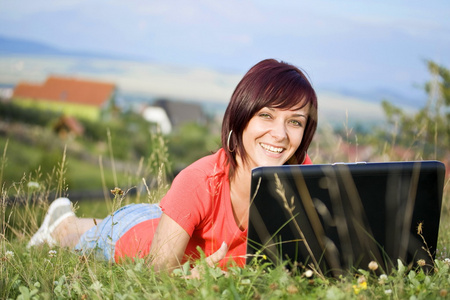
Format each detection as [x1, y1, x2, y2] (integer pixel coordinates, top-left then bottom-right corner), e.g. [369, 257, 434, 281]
[52, 216, 103, 248]
[27, 197, 102, 248]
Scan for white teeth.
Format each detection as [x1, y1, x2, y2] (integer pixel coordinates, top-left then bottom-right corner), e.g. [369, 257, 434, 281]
[260, 143, 283, 153]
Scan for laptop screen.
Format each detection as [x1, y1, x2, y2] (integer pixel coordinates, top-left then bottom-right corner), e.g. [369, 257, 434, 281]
[246, 161, 445, 276]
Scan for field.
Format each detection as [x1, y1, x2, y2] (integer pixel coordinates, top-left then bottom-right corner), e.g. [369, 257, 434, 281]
[1, 125, 449, 299]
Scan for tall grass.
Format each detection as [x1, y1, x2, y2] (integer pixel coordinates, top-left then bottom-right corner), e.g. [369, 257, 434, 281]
[1, 127, 450, 299]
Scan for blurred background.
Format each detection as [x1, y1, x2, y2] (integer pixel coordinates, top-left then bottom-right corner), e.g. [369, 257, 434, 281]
[0, 0, 449, 198]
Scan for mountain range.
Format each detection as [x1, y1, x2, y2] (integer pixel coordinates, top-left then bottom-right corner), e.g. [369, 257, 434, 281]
[0, 35, 135, 61]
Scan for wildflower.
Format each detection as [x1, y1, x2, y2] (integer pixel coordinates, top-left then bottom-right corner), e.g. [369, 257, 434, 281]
[110, 187, 124, 196]
[5, 250, 14, 259]
[357, 275, 366, 284]
[27, 181, 40, 189]
[352, 282, 367, 295]
[385, 289, 393, 295]
[378, 274, 388, 284]
[48, 250, 57, 257]
[353, 276, 368, 295]
[304, 269, 314, 278]
[90, 281, 103, 292]
[444, 258, 450, 265]
[417, 259, 426, 267]
[368, 261, 379, 271]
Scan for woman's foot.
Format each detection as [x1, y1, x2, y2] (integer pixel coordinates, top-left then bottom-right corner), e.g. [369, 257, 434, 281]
[27, 197, 75, 248]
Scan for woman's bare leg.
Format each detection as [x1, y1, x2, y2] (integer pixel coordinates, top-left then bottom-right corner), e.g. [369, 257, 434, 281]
[52, 216, 103, 248]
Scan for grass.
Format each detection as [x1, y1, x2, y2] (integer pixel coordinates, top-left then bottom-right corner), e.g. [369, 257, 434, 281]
[12, 98, 101, 122]
[1, 132, 450, 299]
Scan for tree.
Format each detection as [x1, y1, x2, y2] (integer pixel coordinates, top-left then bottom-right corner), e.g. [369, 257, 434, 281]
[380, 60, 449, 159]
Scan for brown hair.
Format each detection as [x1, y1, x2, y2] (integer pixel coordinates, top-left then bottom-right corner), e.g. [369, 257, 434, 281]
[221, 59, 318, 177]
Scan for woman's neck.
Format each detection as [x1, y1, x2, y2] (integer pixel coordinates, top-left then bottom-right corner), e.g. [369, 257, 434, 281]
[229, 158, 252, 230]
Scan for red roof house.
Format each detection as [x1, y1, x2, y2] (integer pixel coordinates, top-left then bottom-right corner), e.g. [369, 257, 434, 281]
[13, 76, 116, 108]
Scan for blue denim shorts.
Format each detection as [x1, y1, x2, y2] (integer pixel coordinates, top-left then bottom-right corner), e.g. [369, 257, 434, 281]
[74, 203, 162, 261]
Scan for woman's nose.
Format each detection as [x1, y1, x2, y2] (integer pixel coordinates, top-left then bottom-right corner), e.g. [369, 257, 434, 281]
[270, 122, 287, 141]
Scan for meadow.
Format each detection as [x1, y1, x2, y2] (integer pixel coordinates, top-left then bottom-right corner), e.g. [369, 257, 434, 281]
[1, 124, 449, 300]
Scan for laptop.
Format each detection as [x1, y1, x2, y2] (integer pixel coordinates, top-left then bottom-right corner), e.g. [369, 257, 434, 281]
[246, 161, 445, 276]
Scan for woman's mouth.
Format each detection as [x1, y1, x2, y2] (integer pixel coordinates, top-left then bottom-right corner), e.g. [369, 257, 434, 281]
[260, 143, 284, 154]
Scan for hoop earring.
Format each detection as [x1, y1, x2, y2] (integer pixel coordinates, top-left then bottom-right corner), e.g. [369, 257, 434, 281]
[227, 130, 235, 152]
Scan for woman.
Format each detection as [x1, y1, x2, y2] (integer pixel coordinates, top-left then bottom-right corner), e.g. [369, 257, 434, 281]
[28, 58, 318, 273]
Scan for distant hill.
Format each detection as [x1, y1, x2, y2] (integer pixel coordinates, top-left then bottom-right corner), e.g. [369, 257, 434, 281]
[0, 35, 134, 60]
[328, 86, 425, 108]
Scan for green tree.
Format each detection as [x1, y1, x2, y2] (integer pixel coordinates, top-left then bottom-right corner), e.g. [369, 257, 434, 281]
[380, 60, 450, 159]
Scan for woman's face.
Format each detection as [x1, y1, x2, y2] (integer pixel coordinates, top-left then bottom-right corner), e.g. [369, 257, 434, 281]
[240, 105, 309, 170]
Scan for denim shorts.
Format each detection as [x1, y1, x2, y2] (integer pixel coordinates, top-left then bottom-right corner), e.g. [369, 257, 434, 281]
[74, 203, 162, 261]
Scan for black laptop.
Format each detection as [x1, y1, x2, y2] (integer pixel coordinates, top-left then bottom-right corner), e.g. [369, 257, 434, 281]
[246, 161, 445, 276]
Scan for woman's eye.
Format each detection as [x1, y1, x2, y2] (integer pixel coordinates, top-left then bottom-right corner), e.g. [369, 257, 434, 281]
[259, 113, 271, 119]
[289, 120, 303, 127]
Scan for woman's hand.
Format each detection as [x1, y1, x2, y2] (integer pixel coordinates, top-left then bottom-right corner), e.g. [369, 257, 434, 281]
[187, 242, 229, 279]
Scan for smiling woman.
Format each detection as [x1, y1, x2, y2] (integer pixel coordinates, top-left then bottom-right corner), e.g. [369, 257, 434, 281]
[28, 58, 318, 277]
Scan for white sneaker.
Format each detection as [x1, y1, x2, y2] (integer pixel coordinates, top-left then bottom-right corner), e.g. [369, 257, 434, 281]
[27, 197, 75, 248]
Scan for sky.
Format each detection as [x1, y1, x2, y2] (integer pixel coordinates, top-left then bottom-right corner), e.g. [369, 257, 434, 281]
[1, 0, 450, 115]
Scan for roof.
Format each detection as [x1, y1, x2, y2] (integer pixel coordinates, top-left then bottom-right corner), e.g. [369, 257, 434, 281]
[142, 106, 172, 134]
[154, 99, 205, 128]
[13, 76, 116, 107]
[54, 115, 85, 136]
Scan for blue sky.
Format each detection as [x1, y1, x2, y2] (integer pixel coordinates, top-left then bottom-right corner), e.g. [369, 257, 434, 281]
[1, 0, 450, 108]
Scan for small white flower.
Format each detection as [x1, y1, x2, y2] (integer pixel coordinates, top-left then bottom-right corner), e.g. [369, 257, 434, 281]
[5, 250, 14, 259]
[385, 289, 392, 294]
[90, 281, 103, 291]
[27, 181, 40, 189]
[48, 250, 57, 257]
[379, 274, 388, 284]
[368, 261, 379, 271]
[379, 274, 388, 280]
[304, 269, 314, 278]
[444, 258, 450, 265]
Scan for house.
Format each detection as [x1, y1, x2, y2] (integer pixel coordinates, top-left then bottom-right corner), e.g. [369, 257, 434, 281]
[12, 76, 117, 121]
[140, 99, 206, 134]
[141, 106, 172, 134]
[53, 115, 85, 138]
[154, 99, 206, 127]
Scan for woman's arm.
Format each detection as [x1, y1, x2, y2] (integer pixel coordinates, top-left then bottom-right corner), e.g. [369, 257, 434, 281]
[148, 212, 190, 272]
[148, 212, 229, 275]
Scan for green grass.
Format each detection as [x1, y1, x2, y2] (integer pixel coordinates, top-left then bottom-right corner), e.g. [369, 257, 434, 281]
[1, 130, 450, 299]
[1, 226, 450, 299]
[0, 136, 131, 192]
[12, 98, 101, 122]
